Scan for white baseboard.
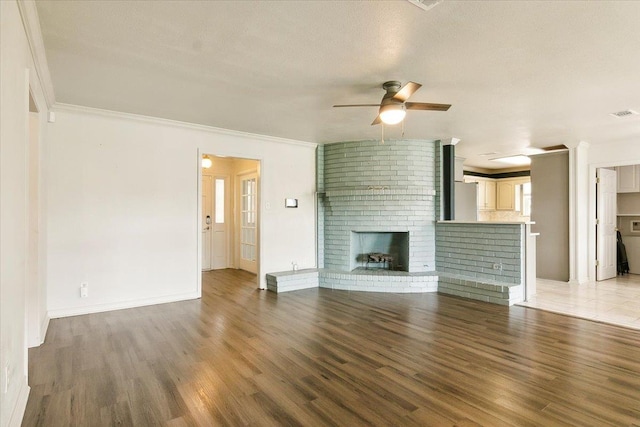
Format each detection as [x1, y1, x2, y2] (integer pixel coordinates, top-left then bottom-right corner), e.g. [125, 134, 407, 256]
[8, 380, 30, 427]
[47, 292, 200, 319]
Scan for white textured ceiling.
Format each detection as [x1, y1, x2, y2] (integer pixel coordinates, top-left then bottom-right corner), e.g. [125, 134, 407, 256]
[36, 1, 640, 168]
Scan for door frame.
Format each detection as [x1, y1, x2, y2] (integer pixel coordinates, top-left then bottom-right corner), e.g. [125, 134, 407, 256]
[196, 150, 263, 292]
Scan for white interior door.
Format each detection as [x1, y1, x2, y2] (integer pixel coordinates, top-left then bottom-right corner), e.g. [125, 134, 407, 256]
[202, 175, 213, 271]
[596, 168, 617, 280]
[211, 175, 229, 269]
[238, 172, 258, 274]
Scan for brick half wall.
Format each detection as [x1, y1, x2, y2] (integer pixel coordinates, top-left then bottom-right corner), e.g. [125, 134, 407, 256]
[435, 222, 524, 285]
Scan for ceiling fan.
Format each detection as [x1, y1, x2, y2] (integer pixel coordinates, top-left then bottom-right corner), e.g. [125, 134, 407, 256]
[334, 81, 451, 125]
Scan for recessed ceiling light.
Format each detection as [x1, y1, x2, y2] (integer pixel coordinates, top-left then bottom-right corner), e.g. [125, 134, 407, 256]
[491, 155, 531, 166]
[610, 109, 639, 118]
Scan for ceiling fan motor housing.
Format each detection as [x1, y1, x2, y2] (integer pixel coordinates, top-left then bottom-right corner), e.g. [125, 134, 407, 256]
[382, 81, 402, 93]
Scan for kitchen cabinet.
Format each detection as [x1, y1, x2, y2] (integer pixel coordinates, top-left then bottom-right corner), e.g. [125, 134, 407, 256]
[616, 165, 640, 193]
[466, 178, 496, 210]
[496, 181, 515, 210]
[481, 180, 496, 210]
[464, 176, 530, 212]
[496, 178, 531, 211]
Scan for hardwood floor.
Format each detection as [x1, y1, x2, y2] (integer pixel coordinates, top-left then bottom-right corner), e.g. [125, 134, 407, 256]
[23, 269, 640, 426]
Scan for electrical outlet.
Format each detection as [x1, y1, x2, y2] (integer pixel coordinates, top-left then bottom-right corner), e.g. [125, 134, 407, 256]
[492, 263, 503, 271]
[80, 282, 88, 298]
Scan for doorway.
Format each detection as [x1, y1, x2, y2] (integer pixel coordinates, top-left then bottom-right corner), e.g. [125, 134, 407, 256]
[200, 154, 260, 280]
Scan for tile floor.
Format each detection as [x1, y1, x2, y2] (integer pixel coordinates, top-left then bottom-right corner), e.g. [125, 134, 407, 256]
[518, 274, 640, 330]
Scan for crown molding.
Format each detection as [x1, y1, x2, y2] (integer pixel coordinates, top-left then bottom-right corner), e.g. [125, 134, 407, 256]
[53, 103, 318, 148]
[441, 138, 461, 146]
[17, 0, 56, 108]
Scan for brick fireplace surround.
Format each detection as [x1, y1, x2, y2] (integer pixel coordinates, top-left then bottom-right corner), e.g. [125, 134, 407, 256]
[266, 139, 527, 306]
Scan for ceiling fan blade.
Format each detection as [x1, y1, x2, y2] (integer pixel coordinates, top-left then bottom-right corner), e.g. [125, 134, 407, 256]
[405, 102, 451, 111]
[371, 115, 382, 126]
[392, 82, 422, 102]
[333, 104, 381, 108]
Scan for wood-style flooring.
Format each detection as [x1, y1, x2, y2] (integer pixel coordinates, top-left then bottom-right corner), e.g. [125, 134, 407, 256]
[23, 269, 640, 426]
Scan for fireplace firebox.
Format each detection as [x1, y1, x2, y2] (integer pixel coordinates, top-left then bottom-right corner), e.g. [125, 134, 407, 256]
[350, 231, 409, 272]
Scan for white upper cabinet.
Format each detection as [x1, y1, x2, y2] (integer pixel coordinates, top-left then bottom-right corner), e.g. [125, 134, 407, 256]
[465, 177, 496, 210]
[482, 180, 496, 210]
[496, 177, 530, 211]
[616, 165, 640, 193]
[496, 181, 515, 210]
[464, 176, 530, 212]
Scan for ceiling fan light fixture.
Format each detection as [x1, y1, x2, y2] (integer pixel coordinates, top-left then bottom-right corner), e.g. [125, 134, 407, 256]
[379, 103, 406, 125]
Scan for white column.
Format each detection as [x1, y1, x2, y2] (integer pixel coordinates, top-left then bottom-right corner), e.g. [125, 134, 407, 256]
[566, 140, 590, 284]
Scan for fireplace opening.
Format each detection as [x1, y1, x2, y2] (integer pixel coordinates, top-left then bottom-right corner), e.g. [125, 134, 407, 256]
[350, 231, 409, 272]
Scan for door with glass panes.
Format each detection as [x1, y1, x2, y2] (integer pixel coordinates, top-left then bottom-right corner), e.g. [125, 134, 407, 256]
[211, 175, 229, 269]
[238, 172, 258, 273]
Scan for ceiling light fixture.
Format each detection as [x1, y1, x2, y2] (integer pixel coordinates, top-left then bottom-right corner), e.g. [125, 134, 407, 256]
[491, 155, 531, 166]
[202, 155, 212, 168]
[379, 103, 406, 125]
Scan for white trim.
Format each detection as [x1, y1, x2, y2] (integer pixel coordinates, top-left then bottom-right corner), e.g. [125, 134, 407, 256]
[569, 146, 577, 282]
[17, 0, 56, 108]
[441, 137, 461, 146]
[53, 103, 318, 148]
[589, 163, 597, 282]
[39, 314, 50, 345]
[567, 141, 590, 284]
[47, 291, 200, 319]
[196, 149, 203, 297]
[8, 380, 30, 427]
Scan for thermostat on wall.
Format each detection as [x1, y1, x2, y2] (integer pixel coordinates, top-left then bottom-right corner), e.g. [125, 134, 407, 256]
[285, 198, 298, 208]
[632, 220, 640, 233]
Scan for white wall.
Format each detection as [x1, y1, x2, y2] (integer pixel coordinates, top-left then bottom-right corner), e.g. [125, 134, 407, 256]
[0, 1, 50, 425]
[46, 106, 317, 317]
